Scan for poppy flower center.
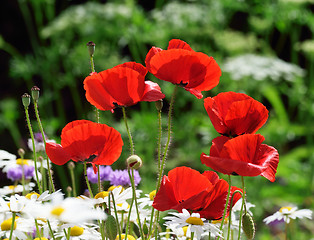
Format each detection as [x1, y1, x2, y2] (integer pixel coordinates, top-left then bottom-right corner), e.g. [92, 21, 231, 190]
[1, 218, 17, 231]
[185, 216, 204, 225]
[279, 207, 293, 213]
[149, 190, 156, 201]
[85, 154, 97, 162]
[51, 206, 65, 216]
[70, 226, 84, 236]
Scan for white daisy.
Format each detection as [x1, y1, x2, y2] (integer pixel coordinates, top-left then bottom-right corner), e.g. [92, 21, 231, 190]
[28, 192, 106, 224]
[264, 206, 312, 224]
[0, 150, 16, 163]
[138, 190, 156, 209]
[0, 216, 32, 240]
[55, 223, 102, 240]
[0, 183, 36, 196]
[163, 209, 222, 240]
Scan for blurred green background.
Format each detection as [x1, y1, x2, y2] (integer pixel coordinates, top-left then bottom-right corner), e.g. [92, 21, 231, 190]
[0, 0, 314, 239]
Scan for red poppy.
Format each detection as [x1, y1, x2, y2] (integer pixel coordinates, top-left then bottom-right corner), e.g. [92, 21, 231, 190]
[84, 62, 165, 111]
[204, 92, 268, 137]
[152, 166, 242, 220]
[200, 134, 279, 182]
[145, 39, 221, 99]
[46, 120, 123, 172]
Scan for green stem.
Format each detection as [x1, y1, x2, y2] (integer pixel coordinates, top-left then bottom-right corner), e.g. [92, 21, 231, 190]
[237, 177, 246, 240]
[228, 190, 243, 240]
[191, 231, 195, 240]
[34, 101, 55, 193]
[217, 175, 232, 240]
[84, 162, 93, 198]
[285, 222, 289, 240]
[34, 219, 42, 239]
[9, 212, 16, 240]
[69, 165, 77, 197]
[128, 169, 145, 240]
[21, 159, 26, 196]
[97, 165, 102, 193]
[124, 187, 135, 238]
[122, 107, 134, 155]
[111, 192, 122, 240]
[47, 220, 56, 240]
[24, 106, 42, 194]
[156, 85, 178, 191]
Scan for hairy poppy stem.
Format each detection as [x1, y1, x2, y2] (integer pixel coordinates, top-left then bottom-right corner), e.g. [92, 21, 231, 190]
[97, 165, 102, 193]
[24, 104, 42, 194]
[156, 85, 178, 191]
[84, 162, 94, 198]
[228, 190, 243, 240]
[217, 175, 232, 240]
[128, 169, 145, 240]
[122, 107, 135, 155]
[33, 97, 55, 193]
[237, 176, 246, 240]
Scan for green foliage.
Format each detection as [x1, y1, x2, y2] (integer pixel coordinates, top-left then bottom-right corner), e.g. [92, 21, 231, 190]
[2, 0, 314, 238]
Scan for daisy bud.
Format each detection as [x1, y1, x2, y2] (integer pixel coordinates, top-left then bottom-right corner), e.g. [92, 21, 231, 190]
[31, 86, 40, 102]
[17, 148, 25, 158]
[242, 212, 255, 240]
[87, 41, 96, 57]
[22, 93, 31, 108]
[127, 155, 142, 169]
[105, 215, 118, 240]
[155, 99, 163, 112]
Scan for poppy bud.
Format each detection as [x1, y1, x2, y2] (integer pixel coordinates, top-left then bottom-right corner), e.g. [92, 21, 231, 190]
[17, 148, 25, 158]
[155, 99, 163, 112]
[127, 155, 142, 169]
[31, 86, 40, 102]
[242, 212, 255, 240]
[21, 93, 31, 108]
[143, 222, 149, 235]
[68, 161, 75, 170]
[105, 215, 118, 240]
[87, 41, 96, 57]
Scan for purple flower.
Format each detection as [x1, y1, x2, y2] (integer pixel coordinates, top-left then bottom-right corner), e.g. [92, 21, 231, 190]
[87, 166, 113, 184]
[109, 169, 141, 187]
[7, 165, 35, 181]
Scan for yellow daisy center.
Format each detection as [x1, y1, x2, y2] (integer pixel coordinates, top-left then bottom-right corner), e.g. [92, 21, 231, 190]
[1, 218, 17, 231]
[149, 190, 156, 201]
[70, 226, 84, 236]
[116, 234, 136, 240]
[279, 207, 293, 213]
[51, 206, 65, 216]
[34, 238, 48, 240]
[95, 191, 109, 199]
[8, 185, 15, 190]
[108, 185, 124, 193]
[185, 216, 204, 226]
[182, 226, 188, 236]
[16, 158, 30, 165]
[25, 192, 40, 200]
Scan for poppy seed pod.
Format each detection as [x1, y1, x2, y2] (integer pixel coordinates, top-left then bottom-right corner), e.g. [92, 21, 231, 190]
[31, 86, 40, 102]
[21, 93, 31, 108]
[127, 155, 142, 169]
[86, 41, 95, 57]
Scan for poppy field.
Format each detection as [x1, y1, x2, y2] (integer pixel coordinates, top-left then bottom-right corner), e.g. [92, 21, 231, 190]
[0, 0, 314, 239]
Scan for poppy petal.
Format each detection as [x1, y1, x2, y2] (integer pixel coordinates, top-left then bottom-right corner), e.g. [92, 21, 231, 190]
[184, 88, 203, 99]
[167, 39, 193, 51]
[209, 136, 230, 157]
[257, 144, 279, 182]
[84, 74, 114, 111]
[114, 62, 148, 76]
[152, 176, 177, 211]
[141, 81, 165, 102]
[225, 99, 268, 135]
[46, 142, 71, 165]
[145, 47, 163, 74]
[167, 166, 213, 202]
[202, 171, 220, 185]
